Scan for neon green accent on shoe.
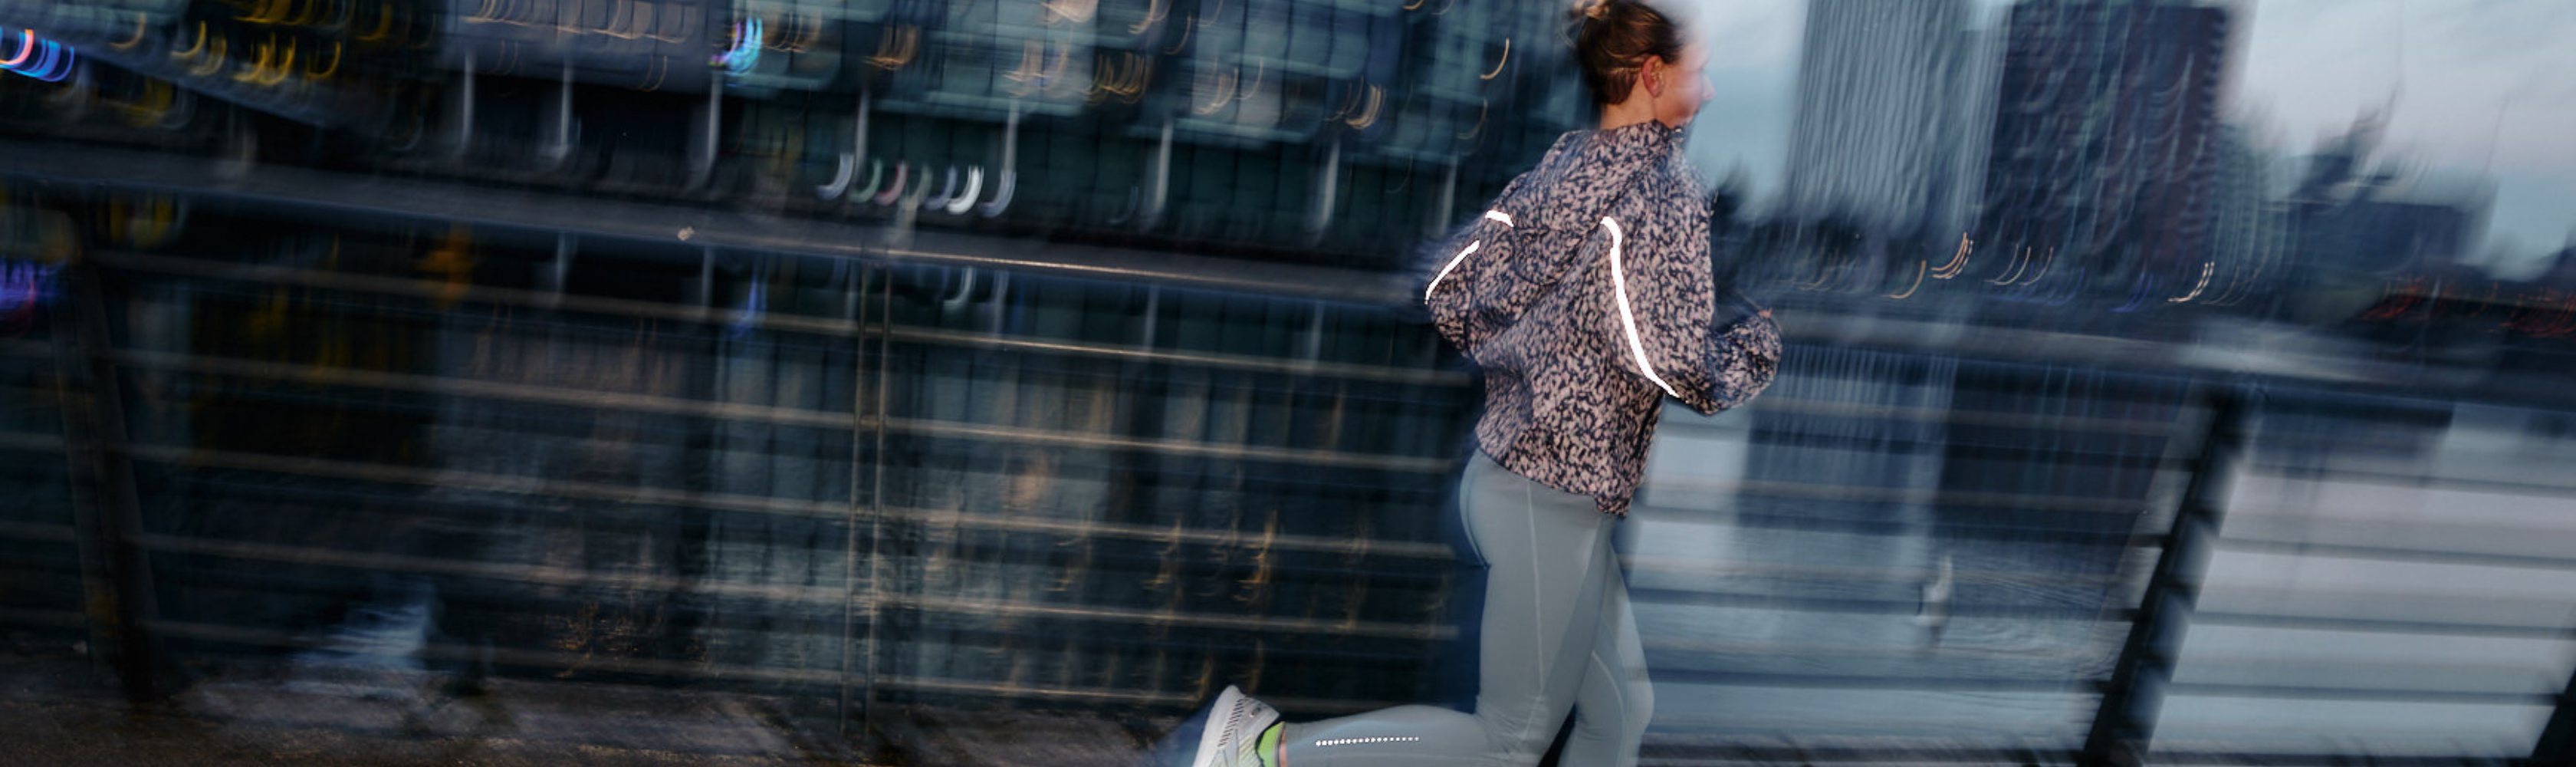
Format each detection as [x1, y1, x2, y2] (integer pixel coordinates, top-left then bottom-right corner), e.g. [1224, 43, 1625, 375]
[1254, 723, 1284, 767]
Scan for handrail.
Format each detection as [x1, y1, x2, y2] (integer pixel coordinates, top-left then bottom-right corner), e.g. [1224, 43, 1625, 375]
[1640, 476, 2160, 516]
[0, 520, 74, 544]
[97, 351, 1455, 472]
[2236, 459, 2576, 499]
[110, 441, 1454, 557]
[0, 607, 83, 628]
[136, 618, 1413, 713]
[130, 534, 1452, 640]
[2212, 534, 2576, 571]
[86, 251, 1471, 386]
[0, 429, 66, 453]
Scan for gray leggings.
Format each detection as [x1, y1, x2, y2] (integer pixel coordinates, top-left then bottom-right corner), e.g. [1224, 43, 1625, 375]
[1283, 452, 1650, 767]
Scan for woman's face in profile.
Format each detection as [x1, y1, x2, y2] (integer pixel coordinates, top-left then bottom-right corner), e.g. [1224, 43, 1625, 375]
[1654, 43, 1713, 130]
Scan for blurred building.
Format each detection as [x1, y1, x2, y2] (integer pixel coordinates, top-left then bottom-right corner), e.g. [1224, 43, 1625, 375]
[2333, 176, 2492, 272]
[1975, 0, 2235, 291]
[2196, 121, 2290, 309]
[0, 0, 1588, 271]
[2538, 242, 2576, 288]
[1781, 0, 1999, 245]
[2285, 111, 2496, 286]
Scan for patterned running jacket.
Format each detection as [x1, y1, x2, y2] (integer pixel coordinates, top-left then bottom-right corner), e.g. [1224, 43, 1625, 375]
[1424, 120, 1781, 515]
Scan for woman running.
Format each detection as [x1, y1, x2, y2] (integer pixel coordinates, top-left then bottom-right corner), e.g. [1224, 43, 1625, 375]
[1176, 1, 1781, 765]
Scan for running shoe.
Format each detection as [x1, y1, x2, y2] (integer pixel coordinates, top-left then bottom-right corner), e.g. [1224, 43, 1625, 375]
[1188, 685, 1279, 767]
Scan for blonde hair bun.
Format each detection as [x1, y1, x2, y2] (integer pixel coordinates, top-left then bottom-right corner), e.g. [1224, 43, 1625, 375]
[1576, 0, 1613, 21]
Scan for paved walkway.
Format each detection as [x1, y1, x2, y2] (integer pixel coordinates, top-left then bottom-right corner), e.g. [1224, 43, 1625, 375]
[0, 649, 1157, 766]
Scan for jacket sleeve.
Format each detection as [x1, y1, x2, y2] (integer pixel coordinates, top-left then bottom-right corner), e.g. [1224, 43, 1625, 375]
[1423, 198, 1526, 356]
[1597, 187, 1781, 415]
[1432, 209, 1504, 352]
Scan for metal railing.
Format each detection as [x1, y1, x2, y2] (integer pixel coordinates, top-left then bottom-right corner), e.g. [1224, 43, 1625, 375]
[5, 218, 2575, 766]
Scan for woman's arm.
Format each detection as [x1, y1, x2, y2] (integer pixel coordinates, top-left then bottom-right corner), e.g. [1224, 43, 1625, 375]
[1424, 160, 1552, 357]
[1598, 186, 1780, 415]
[1424, 208, 1521, 355]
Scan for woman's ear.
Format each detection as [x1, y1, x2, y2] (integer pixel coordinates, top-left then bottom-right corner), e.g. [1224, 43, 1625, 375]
[1640, 56, 1665, 97]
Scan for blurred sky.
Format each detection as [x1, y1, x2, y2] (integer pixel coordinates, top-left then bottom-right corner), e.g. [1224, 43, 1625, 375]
[1673, 0, 2576, 272]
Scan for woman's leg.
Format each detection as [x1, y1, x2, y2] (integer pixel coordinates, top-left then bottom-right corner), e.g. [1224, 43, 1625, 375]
[1559, 551, 1651, 767]
[1280, 453, 1617, 767]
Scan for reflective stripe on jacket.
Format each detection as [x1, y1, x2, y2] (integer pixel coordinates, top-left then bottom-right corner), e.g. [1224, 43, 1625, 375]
[1425, 121, 1781, 515]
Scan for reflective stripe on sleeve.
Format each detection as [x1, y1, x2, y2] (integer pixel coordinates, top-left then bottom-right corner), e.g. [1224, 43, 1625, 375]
[1602, 216, 1680, 399]
[1425, 240, 1483, 302]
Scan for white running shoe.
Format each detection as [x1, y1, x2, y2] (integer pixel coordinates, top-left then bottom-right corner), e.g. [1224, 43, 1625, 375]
[1188, 685, 1280, 767]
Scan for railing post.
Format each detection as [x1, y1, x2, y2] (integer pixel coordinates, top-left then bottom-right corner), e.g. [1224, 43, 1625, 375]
[2081, 386, 2245, 767]
[2537, 667, 2576, 767]
[842, 264, 893, 737]
[49, 255, 166, 702]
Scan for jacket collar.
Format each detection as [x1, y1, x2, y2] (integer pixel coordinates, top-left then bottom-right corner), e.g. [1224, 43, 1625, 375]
[1579, 120, 1684, 166]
